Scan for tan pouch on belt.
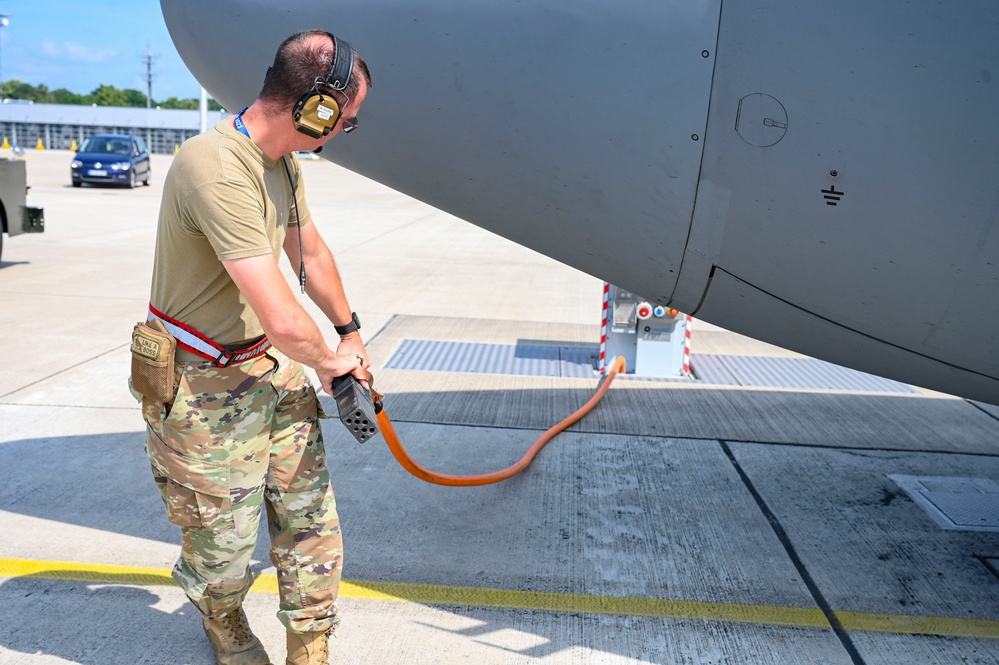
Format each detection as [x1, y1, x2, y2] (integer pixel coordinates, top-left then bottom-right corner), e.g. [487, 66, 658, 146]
[131, 319, 176, 403]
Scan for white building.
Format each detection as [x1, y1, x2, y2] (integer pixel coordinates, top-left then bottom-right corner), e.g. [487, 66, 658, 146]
[0, 103, 229, 154]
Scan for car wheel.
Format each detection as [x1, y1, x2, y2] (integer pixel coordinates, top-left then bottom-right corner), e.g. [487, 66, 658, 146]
[143, 168, 151, 186]
[72, 181, 81, 188]
[128, 169, 136, 189]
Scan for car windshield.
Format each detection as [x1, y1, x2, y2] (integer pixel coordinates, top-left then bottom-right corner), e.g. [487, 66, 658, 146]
[80, 137, 131, 155]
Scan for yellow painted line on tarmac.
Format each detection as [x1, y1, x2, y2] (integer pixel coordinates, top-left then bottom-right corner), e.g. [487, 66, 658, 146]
[2, 557, 997, 639]
[836, 610, 999, 640]
[0, 557, 176, 587]
[339, 578, 831, 629]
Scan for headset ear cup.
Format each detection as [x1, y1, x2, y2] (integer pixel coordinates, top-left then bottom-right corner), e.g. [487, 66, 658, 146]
[293, 91, 342, 139]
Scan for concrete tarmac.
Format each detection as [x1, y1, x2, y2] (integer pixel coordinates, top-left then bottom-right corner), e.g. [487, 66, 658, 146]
[1, 148, 998, 664]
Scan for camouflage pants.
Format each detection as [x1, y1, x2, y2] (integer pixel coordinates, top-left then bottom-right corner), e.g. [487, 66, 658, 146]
[140, 351, 342, 633]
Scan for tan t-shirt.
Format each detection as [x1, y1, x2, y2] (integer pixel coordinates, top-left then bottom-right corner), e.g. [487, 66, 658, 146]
[150, 119, 311, 345]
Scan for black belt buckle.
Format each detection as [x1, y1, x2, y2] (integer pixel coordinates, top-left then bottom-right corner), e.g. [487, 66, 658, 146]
[331, 375, 379, 444]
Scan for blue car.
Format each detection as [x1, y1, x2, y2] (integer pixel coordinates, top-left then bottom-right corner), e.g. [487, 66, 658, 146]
[70, 134, 151, 188]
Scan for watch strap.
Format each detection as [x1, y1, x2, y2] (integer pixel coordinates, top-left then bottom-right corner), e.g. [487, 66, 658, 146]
[335, 312, 361, 335]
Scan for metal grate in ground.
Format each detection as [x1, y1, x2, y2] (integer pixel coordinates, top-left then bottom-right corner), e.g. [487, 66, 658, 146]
[692, 354, 919, 394]
[888, 475, 999, 532]
[384, 339, 920, 394]
[384, 339, 597, 378]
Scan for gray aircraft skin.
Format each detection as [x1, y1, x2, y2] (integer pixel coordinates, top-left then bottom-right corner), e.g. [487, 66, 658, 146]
[161, 0, 999, 406]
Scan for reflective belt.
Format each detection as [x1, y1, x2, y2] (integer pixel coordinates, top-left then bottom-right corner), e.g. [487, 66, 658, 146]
[147, 304, 272, 367]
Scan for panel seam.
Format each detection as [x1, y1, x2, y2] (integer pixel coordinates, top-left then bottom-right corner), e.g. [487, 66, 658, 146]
[720, 440, 866, 665]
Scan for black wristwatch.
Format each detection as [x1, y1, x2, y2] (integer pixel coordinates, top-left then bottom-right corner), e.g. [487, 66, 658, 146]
[335, 312, 361, 336]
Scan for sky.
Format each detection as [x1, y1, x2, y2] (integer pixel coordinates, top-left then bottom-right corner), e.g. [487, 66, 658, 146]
[0, 0, 202, 101]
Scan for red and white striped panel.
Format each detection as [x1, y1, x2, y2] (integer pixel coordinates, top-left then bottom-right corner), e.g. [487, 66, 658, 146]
[599, 282, 609, 374]
[683, 315, 693, 377]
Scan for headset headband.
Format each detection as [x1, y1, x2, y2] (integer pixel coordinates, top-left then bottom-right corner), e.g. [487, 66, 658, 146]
[322, 33, 353, 93]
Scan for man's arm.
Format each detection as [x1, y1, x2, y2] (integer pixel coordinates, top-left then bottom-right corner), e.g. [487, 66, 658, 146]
[222, 253, 362, 393]
[284, 221, 369, 366]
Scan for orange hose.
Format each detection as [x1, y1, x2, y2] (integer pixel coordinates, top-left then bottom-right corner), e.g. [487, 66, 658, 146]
[374, 356, 626, 486]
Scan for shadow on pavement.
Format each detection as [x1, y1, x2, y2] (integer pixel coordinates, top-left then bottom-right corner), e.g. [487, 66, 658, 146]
[0, 573, 212, 665]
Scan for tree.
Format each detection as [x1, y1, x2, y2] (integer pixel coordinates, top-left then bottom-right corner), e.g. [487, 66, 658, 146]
[91, 84, 130, 106]
[158, 96, 199, 110]
[122, 88, 148, 107]
[2, 79, 39, 101]
[0, 79, 221, 110]
[47, 88, 86, 105]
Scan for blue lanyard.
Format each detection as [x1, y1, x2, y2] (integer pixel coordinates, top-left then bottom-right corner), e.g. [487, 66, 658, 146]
[234, 107, 251, 139]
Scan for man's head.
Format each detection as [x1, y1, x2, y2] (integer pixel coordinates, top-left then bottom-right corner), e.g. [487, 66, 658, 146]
[258, 29, 371, 141]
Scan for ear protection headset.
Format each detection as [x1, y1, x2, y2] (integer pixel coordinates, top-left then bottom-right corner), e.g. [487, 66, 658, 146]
[292, 33, 354, 139]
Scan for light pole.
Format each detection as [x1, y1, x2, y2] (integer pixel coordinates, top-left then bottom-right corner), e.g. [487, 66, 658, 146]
[0, 14, 9, 101]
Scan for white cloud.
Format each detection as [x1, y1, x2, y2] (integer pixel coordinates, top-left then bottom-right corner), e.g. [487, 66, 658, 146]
[39, 39, 116, 63]
[38, 41, 62, 58]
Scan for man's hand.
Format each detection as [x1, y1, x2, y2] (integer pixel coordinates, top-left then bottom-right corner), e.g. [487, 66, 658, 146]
[335, 331, 371, 389]
[317, 350, 368, 396]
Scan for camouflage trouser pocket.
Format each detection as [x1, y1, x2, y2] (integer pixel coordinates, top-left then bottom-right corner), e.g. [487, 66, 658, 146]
[140, 364, 237, 533]
[145, 427, 234, 532]
[151, 471, 233, 531]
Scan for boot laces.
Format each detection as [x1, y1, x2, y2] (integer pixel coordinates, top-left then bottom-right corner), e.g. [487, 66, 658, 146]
[222, 610, 252, 646]
[313, 623, 339, 662]
[319, 627, 332, 660]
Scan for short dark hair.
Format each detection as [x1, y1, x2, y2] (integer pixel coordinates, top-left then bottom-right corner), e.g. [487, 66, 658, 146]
[258, 29, 371, 113]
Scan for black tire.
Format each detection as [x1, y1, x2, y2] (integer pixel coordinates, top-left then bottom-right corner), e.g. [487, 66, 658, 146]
[143, 168, 151, 186]
[72, 181, 81, 188]
[128, 169, 136, 189]
[0, 231, 4, 263]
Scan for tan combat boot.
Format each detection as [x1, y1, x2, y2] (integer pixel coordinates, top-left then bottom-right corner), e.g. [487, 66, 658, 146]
[202, 607, 272, 665]
[285, 628, 333, 665]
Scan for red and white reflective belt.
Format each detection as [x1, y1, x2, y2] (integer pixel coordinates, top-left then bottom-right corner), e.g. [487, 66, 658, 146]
[147, 304, 272, 367]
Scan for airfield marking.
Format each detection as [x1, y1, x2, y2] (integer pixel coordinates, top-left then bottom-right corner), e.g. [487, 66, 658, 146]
[2, 557, 998, 639]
